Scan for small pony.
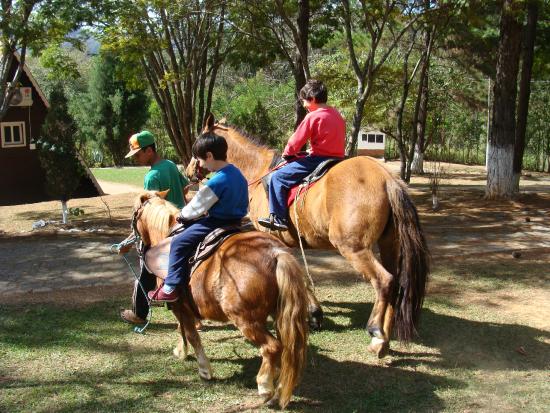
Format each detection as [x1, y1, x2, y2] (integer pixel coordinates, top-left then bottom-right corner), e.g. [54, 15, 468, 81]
[131, 191, 309, 409]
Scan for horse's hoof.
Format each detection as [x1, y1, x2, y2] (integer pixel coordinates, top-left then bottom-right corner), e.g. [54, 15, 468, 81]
[308, 308, 324, 331]
[198, 368, 212, 380]
[367, 337, 390, 358]
[367, 325, 384, 340]
[258, 382, 274, 402]
[265, 395, 280, 409]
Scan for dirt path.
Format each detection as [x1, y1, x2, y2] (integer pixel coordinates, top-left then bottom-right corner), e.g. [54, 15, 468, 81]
[1, 164, 549, 328]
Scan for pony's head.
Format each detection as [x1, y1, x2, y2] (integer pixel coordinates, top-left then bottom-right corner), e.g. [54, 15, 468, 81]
[132, 190, 179, 246]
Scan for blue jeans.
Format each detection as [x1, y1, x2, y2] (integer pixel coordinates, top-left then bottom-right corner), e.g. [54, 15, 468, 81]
[268, 155, 334, 219]
[165, 216, 240, 287]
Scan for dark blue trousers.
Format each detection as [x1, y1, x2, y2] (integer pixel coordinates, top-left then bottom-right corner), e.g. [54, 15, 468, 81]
[268, 155, 334, 219]
[165, 216, 240, 287]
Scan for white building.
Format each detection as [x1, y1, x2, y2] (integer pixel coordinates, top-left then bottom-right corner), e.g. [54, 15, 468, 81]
[357, 130, 385, 158]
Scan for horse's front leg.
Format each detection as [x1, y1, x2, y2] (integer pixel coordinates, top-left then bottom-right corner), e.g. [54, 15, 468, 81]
[172, 303, 212, 380]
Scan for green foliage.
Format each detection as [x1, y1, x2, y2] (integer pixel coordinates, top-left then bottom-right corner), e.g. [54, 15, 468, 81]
[73, 51, 149, 166]
[36, 85, 84, 202]
[68, 207, 85, 217]
[212, 71, 295, 148]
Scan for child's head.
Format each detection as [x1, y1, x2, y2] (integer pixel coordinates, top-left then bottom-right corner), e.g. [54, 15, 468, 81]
[299, 79, 327, 104]
[192, 132, 228, 161]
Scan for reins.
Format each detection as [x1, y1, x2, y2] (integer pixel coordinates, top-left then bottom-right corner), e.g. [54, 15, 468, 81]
[110, 199, 154, 334]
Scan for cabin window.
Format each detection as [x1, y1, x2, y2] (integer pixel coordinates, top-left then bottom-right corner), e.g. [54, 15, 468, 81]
[361, 133, 368, 142]
[367, 133, 376, 143]
[376, 134, 384, 143]
[1, 121, 26, 148]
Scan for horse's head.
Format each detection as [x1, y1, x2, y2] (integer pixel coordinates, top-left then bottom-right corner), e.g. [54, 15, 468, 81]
[185, 157, 207, 183]
[132, 190, 178, 246]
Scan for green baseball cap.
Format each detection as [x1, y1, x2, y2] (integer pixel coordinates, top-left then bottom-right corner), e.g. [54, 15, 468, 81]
[125, 131, 155, 158]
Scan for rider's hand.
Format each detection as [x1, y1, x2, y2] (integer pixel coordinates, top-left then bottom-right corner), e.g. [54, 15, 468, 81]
[176, 215, 187, 224]
[283, 154, 295, 162]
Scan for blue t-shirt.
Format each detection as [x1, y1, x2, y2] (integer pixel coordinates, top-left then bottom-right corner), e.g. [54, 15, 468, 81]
[205, 164, 248, 220]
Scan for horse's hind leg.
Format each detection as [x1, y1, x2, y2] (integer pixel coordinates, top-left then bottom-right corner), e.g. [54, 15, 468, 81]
[172, 304, 212, 380]
[235, 320, 281, 403]
[336, 246, 394, 357]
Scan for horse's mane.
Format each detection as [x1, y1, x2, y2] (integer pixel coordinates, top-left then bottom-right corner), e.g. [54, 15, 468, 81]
[142, 197, 179, 241]
[218, 122, 277, 181]
[224, 123, 274, 151]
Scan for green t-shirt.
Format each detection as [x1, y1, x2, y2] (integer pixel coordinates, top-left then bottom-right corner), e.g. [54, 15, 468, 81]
[144, 159, 189, 209]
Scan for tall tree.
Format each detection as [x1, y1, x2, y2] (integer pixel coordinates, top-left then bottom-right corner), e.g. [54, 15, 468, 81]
[513, 0, 538, 191]
[486, 0, 523, 199]
[340, 0, 421, 156]
[0, 0, 95, 120]
[235, 0, 317, 127]
[102, 0, 231, 163]
[77, 52, 149, 166]
[36, 84, 84, 223]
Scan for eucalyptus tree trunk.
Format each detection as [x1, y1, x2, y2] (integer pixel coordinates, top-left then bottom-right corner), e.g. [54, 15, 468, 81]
[512, 0, 538, 192]
[486, 0, 523, 199]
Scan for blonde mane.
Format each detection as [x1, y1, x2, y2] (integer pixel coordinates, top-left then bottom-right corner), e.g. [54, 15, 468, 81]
[141, 196, 179, 244]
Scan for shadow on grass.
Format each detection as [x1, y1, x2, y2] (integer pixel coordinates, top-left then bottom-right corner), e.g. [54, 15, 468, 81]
[1, 296, 549, 412]
[320, 300, 549, 372]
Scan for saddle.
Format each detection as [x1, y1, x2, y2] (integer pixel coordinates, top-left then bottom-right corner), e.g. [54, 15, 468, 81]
[144, 225, 243, 280]
[262, 156, 343, 207]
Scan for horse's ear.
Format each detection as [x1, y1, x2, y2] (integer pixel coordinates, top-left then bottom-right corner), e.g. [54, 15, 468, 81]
[156, 189, 169, 199]
[203, 113, 215, 133]
[135, 191, 152, 210]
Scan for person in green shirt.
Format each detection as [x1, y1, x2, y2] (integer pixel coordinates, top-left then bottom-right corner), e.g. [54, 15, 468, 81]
[126, 130, 189, 208]
[120, 130, 189, 325]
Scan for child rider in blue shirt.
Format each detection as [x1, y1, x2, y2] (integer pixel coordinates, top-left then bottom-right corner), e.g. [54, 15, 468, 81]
[148, 133, 248, 302]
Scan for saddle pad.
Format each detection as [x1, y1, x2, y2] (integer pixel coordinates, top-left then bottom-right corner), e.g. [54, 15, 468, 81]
[144, 237, 172, 279]
[287, 181, 319, 207]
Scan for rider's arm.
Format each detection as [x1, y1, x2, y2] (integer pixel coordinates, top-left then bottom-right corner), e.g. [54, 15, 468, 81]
[283, 113, 312, 156]
[179, 185, 218, 221]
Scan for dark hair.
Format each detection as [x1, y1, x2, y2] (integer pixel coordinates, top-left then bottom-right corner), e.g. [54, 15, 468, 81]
[142, 143, 156, 153]
[299, 79, 327, 103]
[192, 132, 228, 161]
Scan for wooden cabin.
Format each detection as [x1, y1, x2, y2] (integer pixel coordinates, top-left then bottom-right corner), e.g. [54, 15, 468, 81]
[357, 130, 386, 158]
[0, 53, 102, 206]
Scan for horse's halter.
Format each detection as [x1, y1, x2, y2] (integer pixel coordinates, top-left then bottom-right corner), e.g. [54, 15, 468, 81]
[130, 198, 152, 261]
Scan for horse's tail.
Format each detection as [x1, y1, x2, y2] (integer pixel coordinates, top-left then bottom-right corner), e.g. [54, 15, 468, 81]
[274, 251, 309, 409]
[386, 178, 430, 341]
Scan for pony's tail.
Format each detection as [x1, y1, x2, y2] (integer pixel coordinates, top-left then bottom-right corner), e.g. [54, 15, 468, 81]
[386, 178, 430, 341]
[274, 252, 309, 409]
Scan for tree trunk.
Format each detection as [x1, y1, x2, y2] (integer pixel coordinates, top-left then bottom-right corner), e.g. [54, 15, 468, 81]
[61, 200, 69, 224]
[512, 1, 538, 192]
[347, 93, 366, 156]
[486, 0, 523, 200]
[293, 0, 310, 128]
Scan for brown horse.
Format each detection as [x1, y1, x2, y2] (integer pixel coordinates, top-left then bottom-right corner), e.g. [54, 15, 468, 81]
[131, 191, 309, 409]
[188, 114, 429, 358]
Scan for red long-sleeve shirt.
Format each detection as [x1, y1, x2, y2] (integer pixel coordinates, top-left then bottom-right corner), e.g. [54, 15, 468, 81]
[283, 107, 346, 158]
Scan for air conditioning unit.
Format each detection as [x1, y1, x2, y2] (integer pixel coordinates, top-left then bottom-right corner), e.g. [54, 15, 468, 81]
[9, 87, 33, 107]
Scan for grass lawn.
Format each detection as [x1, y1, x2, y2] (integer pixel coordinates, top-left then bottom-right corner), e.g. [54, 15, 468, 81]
[91, 167, 150, 187]
[1, 257, 548, 413]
